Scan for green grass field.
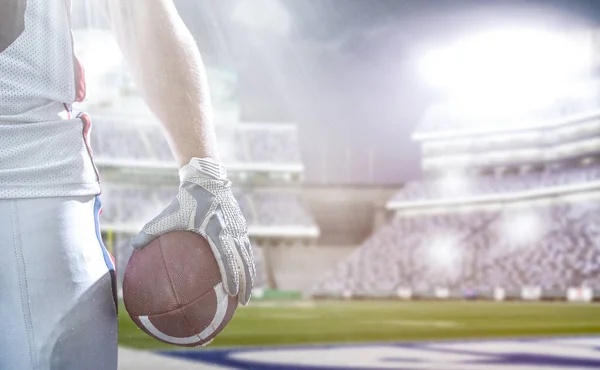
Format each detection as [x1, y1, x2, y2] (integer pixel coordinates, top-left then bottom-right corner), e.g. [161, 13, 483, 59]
[118, 300, 600, 350]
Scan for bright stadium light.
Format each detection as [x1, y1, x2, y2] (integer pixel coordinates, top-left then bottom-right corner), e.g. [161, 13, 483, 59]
[73, 30, 124, 103]
[233, 0, 290, 35]
[73, 30, 123, 84]
[501, 209, 545, 249]
[217, 138, 235, 162]
[429, 236, 460, 269]
[418, 27, 593, 103]
[437, 171, 470, 197]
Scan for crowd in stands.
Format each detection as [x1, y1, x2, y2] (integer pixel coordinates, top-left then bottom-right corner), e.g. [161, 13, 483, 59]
[252, 192, 315, 226]
[391, 163, 600, 203]
[243, 128, 301, 163]
[100, 186, 175, 226]
[423, 119, 600, 159]
[313, 200, 600, 297]
[90, 117, 302, 165]
[99, 185, 316, 229]
[251, 246, 269, 289]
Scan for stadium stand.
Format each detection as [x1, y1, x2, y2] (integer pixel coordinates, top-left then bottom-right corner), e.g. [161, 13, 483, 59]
[243, 125, 302, 163]
[422, 117, 600, 158]
[251, 246, 269, 289]
[313, 199, 600, 298]
[99, 185, 316, 230]
[90, 121, 150, 161]
[90, 116, 302, 165]
[251, 192, 315, 226]
[414, 82, 600, 173]
[390, 163, 600, 203]
[313, 76, 600, 300]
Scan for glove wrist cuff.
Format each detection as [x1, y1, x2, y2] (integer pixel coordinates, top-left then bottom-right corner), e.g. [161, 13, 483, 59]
[179, 157, 228, 182]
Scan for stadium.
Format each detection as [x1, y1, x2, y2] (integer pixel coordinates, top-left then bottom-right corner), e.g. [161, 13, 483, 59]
[69, 1, 600, 369]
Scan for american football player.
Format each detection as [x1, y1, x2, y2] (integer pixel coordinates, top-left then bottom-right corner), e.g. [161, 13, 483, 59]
[0, 0, 254, 369]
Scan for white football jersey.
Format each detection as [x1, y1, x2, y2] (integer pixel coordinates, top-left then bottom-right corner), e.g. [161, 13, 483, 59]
[0, 0, 100, 198]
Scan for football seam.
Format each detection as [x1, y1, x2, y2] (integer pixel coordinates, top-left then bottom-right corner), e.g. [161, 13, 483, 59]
[157, 236, 185, 312]
[157, 236, 199, 335]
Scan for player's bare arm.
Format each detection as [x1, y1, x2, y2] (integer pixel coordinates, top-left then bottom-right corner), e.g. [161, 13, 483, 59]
[101, 0, 255, 306]
[101, 0, 217, 166]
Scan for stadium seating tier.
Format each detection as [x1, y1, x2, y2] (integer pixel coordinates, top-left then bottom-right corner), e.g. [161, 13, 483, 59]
[90, 117, 302, 165]
[313, 200, 600, 297]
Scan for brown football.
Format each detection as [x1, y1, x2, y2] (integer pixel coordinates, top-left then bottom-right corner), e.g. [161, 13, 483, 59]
[122, 231, 238, 347]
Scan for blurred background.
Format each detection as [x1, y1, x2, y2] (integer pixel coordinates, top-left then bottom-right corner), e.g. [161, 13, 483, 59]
[70, 0, 600, 368]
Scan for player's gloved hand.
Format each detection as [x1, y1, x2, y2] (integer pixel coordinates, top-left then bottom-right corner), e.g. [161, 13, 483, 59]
[131, 157, 256, 305]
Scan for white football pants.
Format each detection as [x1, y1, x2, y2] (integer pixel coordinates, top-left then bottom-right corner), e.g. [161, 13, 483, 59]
[0, 195, 118, 370]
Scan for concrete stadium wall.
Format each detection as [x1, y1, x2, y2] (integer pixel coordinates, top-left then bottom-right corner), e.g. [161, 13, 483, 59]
[266, 245, 357, 294]
[300, 184, 399, 246]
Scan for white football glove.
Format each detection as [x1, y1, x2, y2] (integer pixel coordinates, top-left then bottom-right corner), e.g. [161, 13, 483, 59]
[130, 157, 256, 305]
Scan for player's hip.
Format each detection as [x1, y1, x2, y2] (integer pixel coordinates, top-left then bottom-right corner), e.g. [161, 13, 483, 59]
[0, 195, 116, 300]
[0, 116, 100, 199]
[0, 195, 118, 370]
